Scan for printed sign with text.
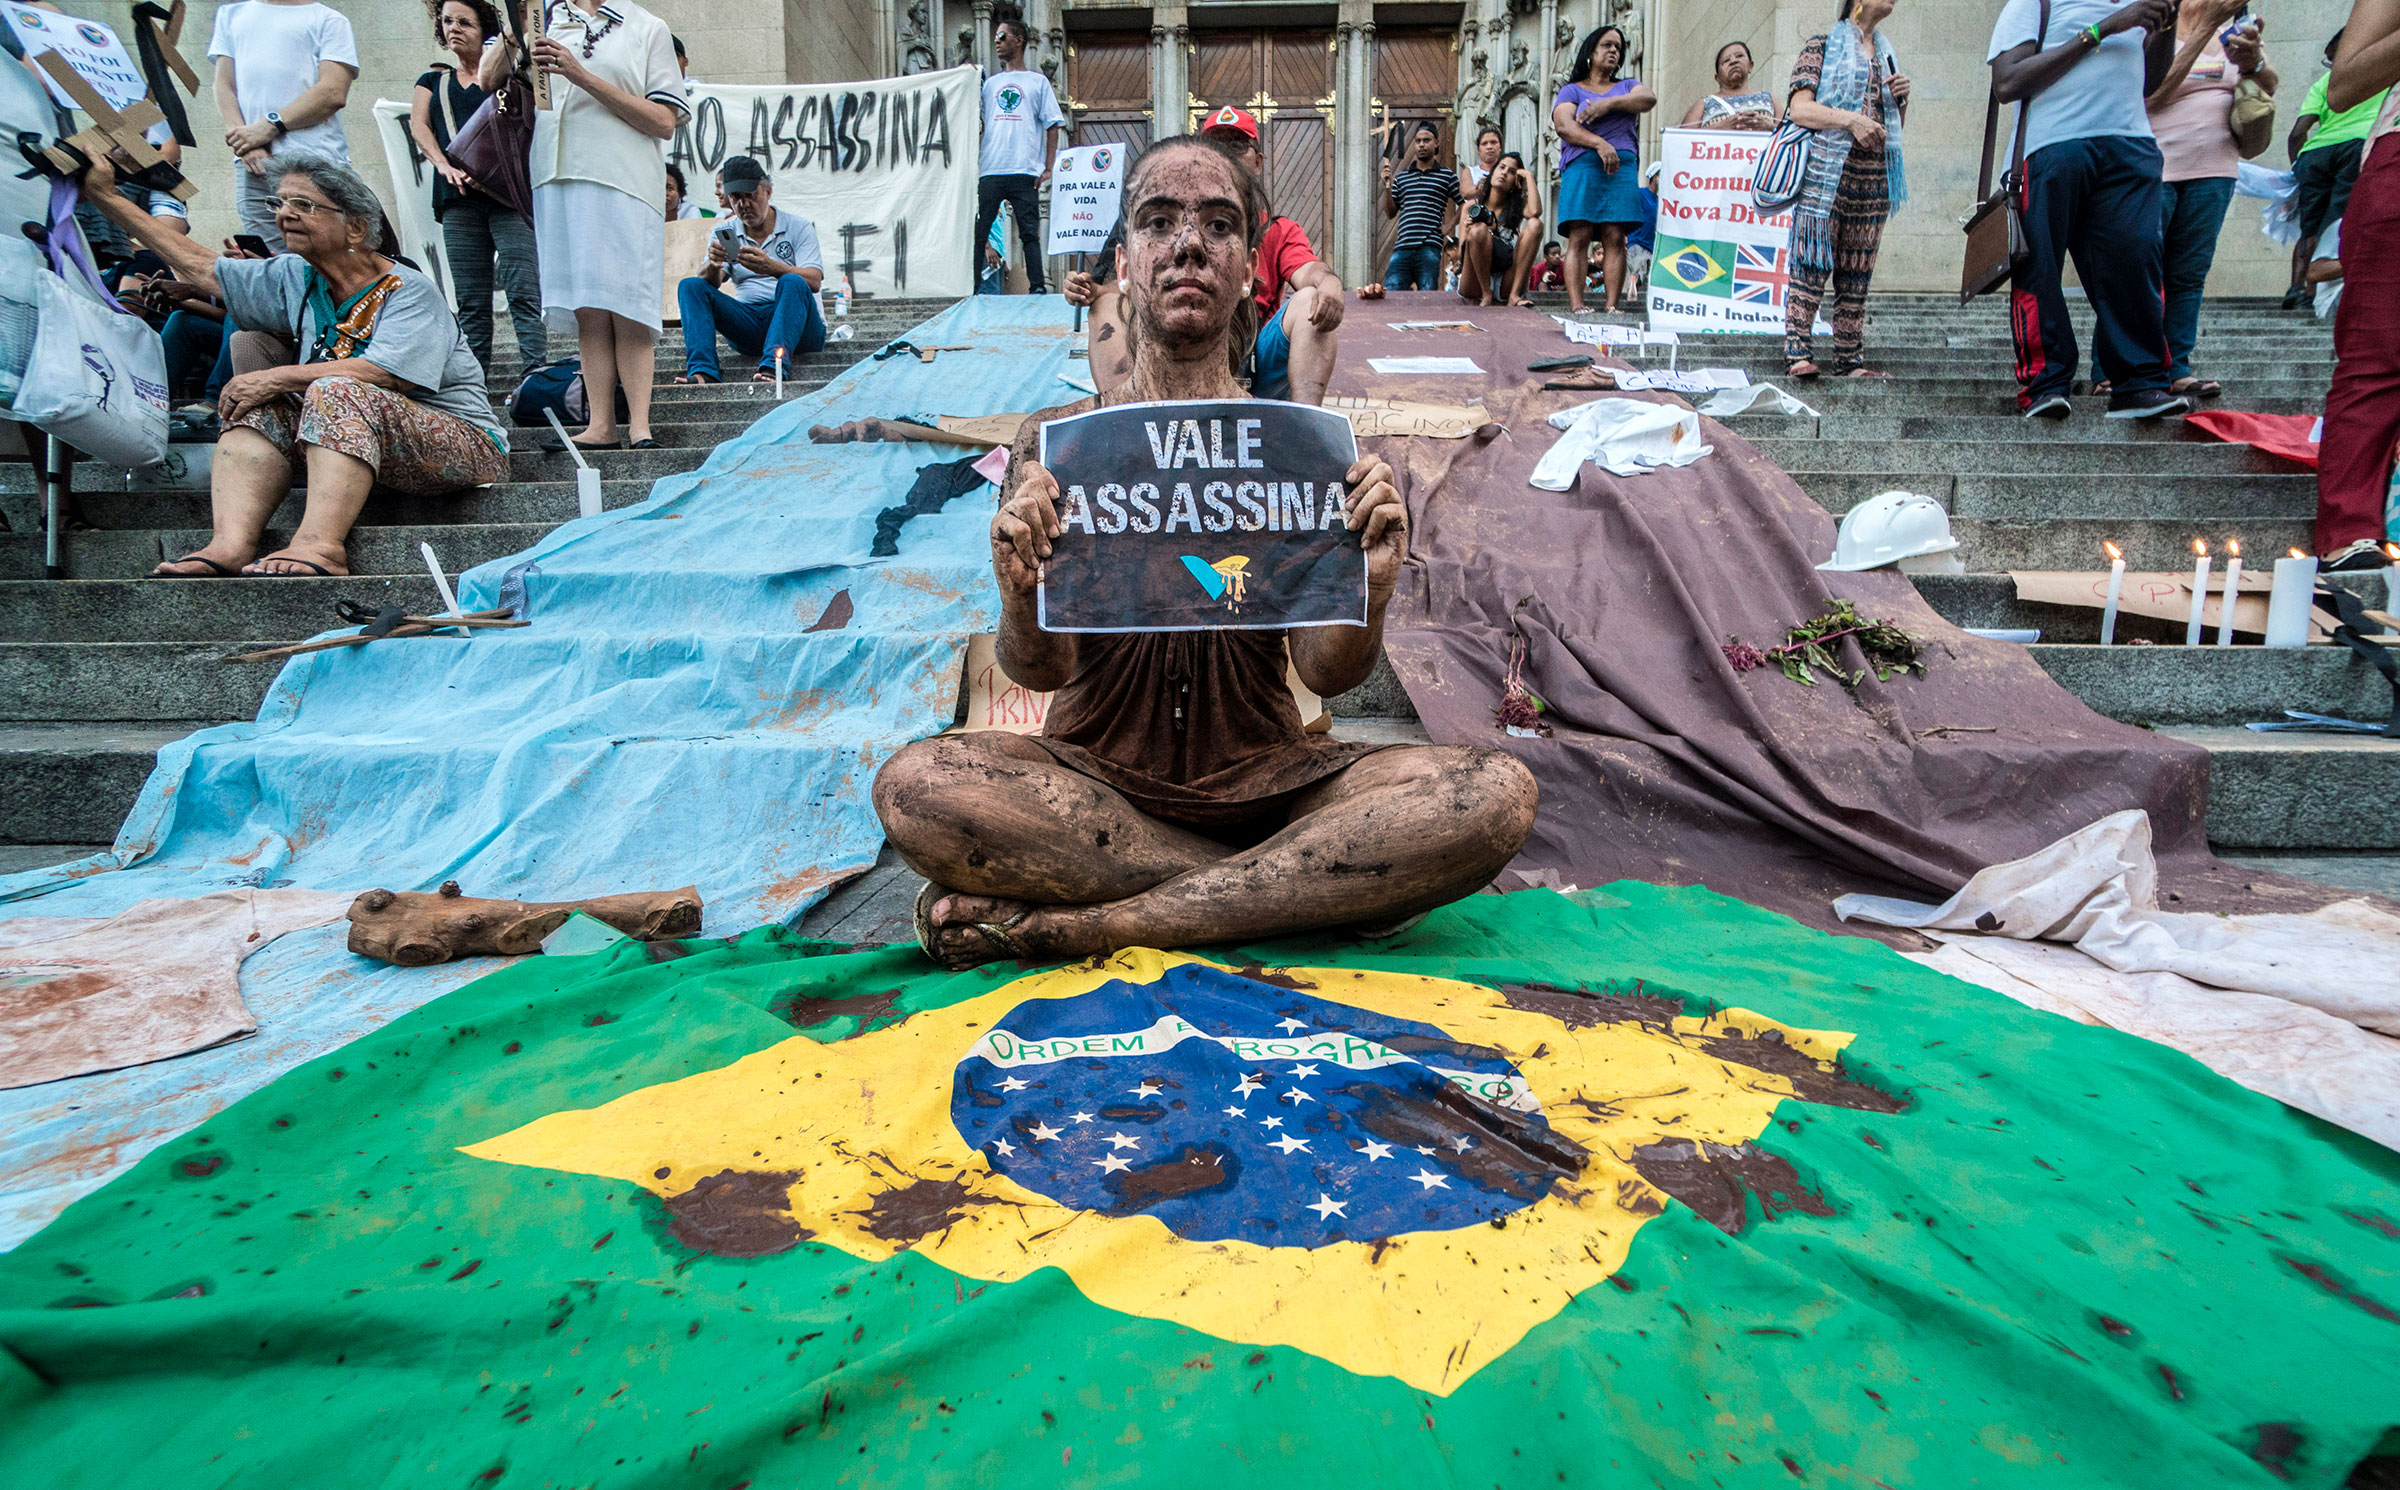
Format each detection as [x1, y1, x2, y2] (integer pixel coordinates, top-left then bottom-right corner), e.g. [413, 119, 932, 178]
[1037, 401, 1366, 634]
[1647, 128, 1796, 334]
[1047, 143, 1125, 255]
[2, 1, 148, 111]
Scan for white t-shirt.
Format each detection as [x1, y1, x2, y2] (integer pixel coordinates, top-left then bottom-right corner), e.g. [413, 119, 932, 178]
[979, 69, 1064, 178]
[713, 206, 823, 306]
[673, 199, 704, 221]
[1986, 0, 2156, 160]
[206, 1, 359, 164]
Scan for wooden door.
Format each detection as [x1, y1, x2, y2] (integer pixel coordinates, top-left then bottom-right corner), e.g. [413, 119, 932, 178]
[1187, 29, 1335, 255]
[1065, 33, 1152, 154]
[1371, 29, 1459, 279]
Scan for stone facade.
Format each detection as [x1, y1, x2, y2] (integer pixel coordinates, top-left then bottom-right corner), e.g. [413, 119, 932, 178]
[58, 0, 2352, 295]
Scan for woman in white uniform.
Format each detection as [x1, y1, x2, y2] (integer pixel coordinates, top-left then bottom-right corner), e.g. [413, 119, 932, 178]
[484, 0, 687, 450]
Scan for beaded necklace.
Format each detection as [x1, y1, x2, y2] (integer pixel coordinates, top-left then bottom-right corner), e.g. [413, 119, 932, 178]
[551, 1, 619, 59]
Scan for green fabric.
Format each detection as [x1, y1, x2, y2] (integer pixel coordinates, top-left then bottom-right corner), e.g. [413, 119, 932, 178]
[2, 886, 2396, 1487]
[2298, 73, 2390, 153]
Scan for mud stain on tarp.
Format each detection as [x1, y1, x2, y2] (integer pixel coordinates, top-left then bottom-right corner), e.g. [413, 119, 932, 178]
[857, 1175, 992, 1247]
[1630, 1139, 1833, 1236]
[805, 589, 855, 632]
[2245, 1423, 2304, 1479]
[1381, 1032, 1510, 1063]
[1495, 979, 1683, 1033]
[663, 1169, 812, 1258]
[1345, 1080, 1587, 1201]
[1693, 1026, 1908, 1114]
[770, 987, 902, 1037]
[1231, 966, 1316, 991]
[1104, 1144, 1236, 1213]
[2278, 1256, 2400, 1325]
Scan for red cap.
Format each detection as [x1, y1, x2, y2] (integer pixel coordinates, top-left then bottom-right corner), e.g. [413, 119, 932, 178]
[1200, 104, 1259, 142]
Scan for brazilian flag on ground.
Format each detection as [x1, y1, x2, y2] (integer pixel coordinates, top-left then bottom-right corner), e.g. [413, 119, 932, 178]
[3, 887, 2397, 1486]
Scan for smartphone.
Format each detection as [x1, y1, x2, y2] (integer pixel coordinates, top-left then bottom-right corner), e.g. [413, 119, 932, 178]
[232, 233, 270, 257]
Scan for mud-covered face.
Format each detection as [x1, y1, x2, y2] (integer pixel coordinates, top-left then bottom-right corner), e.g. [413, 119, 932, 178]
[1120, 149, 1253, 352]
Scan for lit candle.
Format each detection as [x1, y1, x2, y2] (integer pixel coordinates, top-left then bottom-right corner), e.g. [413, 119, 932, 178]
[2263, 548, 2319, 649]
[2215, 539, 2242, 646]
[2184, 539, 2210, 647]
[2099, 541, 2125, 646]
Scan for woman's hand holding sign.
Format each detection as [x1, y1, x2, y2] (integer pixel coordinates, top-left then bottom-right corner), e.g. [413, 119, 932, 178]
[993, 460, 1064, 598]
[1342, 452, 1406, 593]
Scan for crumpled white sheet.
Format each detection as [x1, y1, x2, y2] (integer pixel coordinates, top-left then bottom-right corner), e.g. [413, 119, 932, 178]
[1699, 383, 1821, 418]
[1836, 810, 2400, 1033]
[0, 889, 353, 1089]
[1530, 397, 1714, 486]
[1905, 937, 2400, 1151]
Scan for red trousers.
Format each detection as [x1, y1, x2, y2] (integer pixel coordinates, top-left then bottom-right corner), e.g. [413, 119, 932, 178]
[2317, 131, 2400, 553]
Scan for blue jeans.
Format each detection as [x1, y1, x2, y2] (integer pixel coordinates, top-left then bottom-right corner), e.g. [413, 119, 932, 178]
[160, 310, 231, 401]
[2089, 174, 2234, 386]
[1383, 244, 1442, 291]
[1251, 302, 1293, 400]
[676, 274, 827, 380]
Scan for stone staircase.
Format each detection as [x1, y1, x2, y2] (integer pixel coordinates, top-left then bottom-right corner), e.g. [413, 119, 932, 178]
[5, 289, 2394, 898]
[0, 298, 958, 870]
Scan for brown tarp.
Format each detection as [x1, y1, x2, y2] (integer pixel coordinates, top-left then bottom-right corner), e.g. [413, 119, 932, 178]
[1334, 295, 2353, 931]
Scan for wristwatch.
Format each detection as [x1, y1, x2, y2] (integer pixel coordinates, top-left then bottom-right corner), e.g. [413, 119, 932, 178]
[265, 110, 288, 137]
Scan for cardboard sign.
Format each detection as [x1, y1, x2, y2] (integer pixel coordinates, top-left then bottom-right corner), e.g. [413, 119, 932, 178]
[3, 2, 148, 112]
[2010, 569, 2329, 641]
[1046, 142, 1124, 255]
[667, 67, 981, 299]
[1037, 400, 1366, 634]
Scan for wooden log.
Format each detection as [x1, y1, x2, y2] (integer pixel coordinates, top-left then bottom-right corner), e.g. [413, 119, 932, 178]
[346, 883, 704, 965]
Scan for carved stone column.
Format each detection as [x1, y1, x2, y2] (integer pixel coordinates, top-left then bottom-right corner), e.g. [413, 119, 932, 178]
[1152, 5, 1190, 139]
[1334, 15, 1377, 288]
[973, 0, 995, 74]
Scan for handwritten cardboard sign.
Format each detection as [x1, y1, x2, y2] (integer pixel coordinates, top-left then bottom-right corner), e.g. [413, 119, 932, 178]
[1037, 400, 1365, 634]
[2010, 569, 2327, 640]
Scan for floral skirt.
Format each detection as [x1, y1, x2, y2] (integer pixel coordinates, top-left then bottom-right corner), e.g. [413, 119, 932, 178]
[233, 376, 506, 494]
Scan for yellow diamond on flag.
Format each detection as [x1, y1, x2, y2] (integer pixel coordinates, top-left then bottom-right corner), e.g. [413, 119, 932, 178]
[1663, 244, 1728, 290]
[462, 951, 1865, 1395]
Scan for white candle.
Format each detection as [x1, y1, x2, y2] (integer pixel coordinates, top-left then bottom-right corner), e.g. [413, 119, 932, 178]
[2184, 539, 2210, 647]
[2099, 542, 2125, 647]
[2215, 540, 2242, 646]
[2263, 549, 2319, 649]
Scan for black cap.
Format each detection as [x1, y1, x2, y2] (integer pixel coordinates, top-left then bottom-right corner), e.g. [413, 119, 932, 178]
[721, 155, 768, 193]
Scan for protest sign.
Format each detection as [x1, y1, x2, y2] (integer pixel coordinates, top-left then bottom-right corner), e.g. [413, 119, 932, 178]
[1037, 400, 1366, 634]
[1046, 143, 1123, 255]
[2, 2, 147, 112]
[668, 67, 979, 300]
[371, 101, 455, 307]
[1647, 127, 1798, 334]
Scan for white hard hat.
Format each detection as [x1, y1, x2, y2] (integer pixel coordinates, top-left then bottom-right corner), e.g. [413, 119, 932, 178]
[1816, 490, 1958, 572]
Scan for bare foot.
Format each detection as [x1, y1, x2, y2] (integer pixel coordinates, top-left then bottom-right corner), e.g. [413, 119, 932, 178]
[243, 542, 347, 577]
[919, 885, 1047, 970]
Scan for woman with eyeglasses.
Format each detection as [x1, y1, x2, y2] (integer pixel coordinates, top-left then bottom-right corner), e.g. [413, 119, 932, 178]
[77, 152, 507, 578]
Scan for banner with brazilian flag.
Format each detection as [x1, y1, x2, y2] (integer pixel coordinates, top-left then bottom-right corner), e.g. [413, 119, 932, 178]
[3, 886, 2397, 1487]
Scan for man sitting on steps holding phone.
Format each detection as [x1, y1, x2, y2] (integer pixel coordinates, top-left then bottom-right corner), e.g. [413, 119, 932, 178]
[673, 154, 825, 385]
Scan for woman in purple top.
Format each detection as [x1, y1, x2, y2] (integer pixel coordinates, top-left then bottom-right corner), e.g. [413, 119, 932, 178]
[1551, 26, 1656, 313]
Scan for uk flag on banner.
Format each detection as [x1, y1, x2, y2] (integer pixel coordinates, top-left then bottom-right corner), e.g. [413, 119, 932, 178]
[1731, 242, 1791, 305]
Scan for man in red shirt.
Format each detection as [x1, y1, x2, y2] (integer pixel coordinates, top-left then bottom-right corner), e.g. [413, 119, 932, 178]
[1062, 106, 1346, 403]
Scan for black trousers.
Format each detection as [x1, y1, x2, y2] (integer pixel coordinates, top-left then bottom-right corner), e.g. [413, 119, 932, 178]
[2009, 135, 2172, 407]
[975, 173, 1048, 293]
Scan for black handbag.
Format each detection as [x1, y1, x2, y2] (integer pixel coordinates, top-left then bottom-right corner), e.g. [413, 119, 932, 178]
[1961, 0, 2043, 303]
[443, 70, 536, 223]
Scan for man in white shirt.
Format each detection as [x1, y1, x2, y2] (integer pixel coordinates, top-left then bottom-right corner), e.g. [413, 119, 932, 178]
[207, 0, 359, 253]
[974, 6, 1063, 294]
[673, 154, 825, 384]
[1988, 0, 2185, 421]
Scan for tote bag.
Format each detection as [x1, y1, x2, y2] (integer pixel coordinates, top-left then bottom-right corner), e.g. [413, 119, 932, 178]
[1750, 118, 1813, 212]
[14, 190, 168, 466]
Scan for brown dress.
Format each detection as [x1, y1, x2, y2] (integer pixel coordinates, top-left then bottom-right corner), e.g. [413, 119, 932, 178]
[1029, 631, 1385, 837]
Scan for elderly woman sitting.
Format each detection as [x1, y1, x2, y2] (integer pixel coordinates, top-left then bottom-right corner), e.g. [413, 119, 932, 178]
[79, 152, 506, 577]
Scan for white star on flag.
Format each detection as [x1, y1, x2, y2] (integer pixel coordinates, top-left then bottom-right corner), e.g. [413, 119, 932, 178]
[1358, 1139, 1394, 1162]
[1290, 1063, 1321, 1079]
[1070, 1112, 1094, 1124]
[1259, 1115, 1285, 1130]
[1449, 1135, 1475, 1153]
[1270, 1134, 1313, 1155]
[1415, 1146, 1437, 1157]
[1409, 1169, 1451, 1190]
[1106, 1132, 1142, 1151]
[1223, 1105, 1247, 1118]
[1282, 1088, 1316, 1105]
[990, 1138, 1017, 1157]
[998, 1077, 1030, 1092]
[1276, 1017, 1310, 1033]
[1028, 1122, 1062, 1142]
[1307, 1193, 1348, 1220]
[1233, 1074, 1266, 1097]
[1093, 1153, 1133, 1174]
[1126, 1080, 1164, 1098]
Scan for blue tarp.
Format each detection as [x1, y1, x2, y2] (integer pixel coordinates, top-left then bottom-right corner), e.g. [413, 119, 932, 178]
[0, 296, 1076, 1246]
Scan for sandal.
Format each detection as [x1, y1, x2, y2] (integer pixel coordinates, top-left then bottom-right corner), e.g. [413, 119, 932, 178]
[2089, 380, 2113, 398]
[244, 551, 339, 577]
[912, 881, 1033, 972]
[672, 372, 718, 385]
[1787, 359, 1821, 380]
[153, 553, 239, 578]
[751, 369, 779, 383]
[2171, 378, 2222, 399]
[1838, 365, 1891, 379]
[567, 435, 623, 452]
[628, 437, 661, 450]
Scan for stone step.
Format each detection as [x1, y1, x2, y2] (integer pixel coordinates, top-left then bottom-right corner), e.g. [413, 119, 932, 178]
[0, 642, 281, 723]
[2026, 644, 2394, 728]
[1732, 413, 2304, 445]
[4, 521, 555, 584]
[15, 477, 659, 538]
[1751, 438, 2296, 475]
[1951, 520, 2312, 574]
[0, 576, 447, 645]
[1789, 473, 2313, 535]
[0, 722, 190, 843]
[2158, 727, 2400, 851]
